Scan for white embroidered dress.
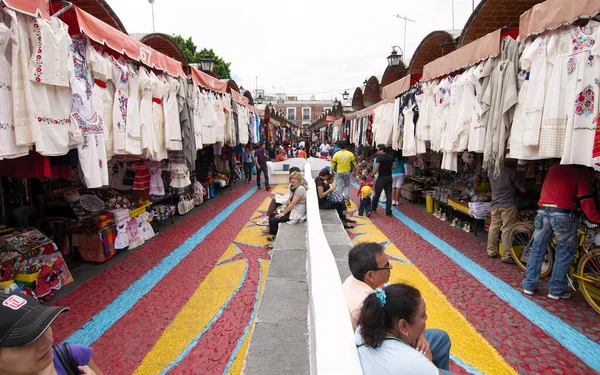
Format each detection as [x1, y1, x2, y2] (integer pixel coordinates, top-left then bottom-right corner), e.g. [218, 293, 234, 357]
[28, 16, 73, 156]
[70, 112, 108, 188]
[87, 46, 114, 158]
[0, 16, 28, 159]
[110, 56, 129, 154]
[164, 76, 182, 150]
[150, 72, 168, 161]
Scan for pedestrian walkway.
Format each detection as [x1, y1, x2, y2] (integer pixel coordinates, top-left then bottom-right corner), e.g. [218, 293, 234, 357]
[47, 179, 600, 374]
[50, 182, 285, 374]
[348, 181, 600, 375]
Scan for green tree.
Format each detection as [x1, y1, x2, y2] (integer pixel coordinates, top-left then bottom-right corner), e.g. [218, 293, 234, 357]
[172, 35, 232, 79]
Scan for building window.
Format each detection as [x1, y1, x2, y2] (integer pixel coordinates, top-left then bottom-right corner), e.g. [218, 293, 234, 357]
[287, 108, 296, 120]
[302, 108, 311, 120]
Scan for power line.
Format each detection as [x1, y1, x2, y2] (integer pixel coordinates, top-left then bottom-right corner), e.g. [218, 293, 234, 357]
[393, 14, 416, 60]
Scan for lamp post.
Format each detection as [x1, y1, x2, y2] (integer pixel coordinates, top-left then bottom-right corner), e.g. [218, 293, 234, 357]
[148, 0, 155, 33]
[256, 94, 264, 105]
[342, 90, 349, 101]
[387, 46, 403, 66]
[199, 55, 214, 72]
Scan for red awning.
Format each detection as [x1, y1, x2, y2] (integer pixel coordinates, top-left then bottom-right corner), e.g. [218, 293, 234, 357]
[422, 29, 501, 81]
[381, 75, 412, 100]
[247, 105, 263, 116]
[345, 98, 395, 120]
[333, 118, 343, 126]
[3, 0, 50, 18]
[74, 6, 185, 78]
[325, 115, 340, 123]
[190, 66, 227, 94]
[231, 89, 249, 106]
[519, 0, 600, 40]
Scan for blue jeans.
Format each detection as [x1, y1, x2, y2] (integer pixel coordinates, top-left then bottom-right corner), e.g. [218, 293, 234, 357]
[358, 197, 372, 215]
[424, 329, 453, 373]
[336, 171, 351, 199]
[522, 210, 578, 295]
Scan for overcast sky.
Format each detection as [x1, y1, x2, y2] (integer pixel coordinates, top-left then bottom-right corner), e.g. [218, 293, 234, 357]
[106, 0, 482, 100]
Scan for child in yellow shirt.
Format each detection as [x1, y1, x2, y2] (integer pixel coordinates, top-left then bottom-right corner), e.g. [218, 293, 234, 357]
[357, 175, 373, 217]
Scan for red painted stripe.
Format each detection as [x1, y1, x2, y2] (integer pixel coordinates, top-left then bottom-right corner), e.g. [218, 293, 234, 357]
[353, 185, 597, 374]
[89, 193, 269, 374]
[50, 183, 255, 342]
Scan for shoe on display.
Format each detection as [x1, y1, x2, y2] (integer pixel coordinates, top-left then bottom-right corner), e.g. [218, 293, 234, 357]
[548, 291, 573, 300]
[523, 289, 534, 296]
[450, 218, 457, 227]
[441, 213, 446, 221]
[464, 223, 470, 232]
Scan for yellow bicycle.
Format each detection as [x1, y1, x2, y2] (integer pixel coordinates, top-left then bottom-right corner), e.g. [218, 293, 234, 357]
[508, 219, 600, 314]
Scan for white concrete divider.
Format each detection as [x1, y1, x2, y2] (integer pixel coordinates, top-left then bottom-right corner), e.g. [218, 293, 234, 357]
[304, 162, 363, 375]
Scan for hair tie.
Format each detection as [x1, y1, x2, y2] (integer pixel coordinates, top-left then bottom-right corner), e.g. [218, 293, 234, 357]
[375, 288, 386, 307]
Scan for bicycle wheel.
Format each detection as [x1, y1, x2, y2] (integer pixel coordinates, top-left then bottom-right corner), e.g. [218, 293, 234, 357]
[508, 222, 554, 277]
[577, 248, 600, 315]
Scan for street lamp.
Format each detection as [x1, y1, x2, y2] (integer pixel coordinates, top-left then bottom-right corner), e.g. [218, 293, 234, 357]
[363, 79, 368, 87]
[199, 55, 214, 72]
[342, 90, 349, 101]
[256, 94, 264, 105]
[387, 46, 403, 67]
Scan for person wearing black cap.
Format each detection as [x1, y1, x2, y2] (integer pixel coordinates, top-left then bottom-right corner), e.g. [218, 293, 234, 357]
[0, 292, 103, 375]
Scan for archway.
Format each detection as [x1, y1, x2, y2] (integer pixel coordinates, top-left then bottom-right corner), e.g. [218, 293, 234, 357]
[409, 30, 459, 76]
[351, 87, 365, 111]
[137, 33, 189, 65]
[363, 76, 381, 107]
[459, 0, 544, 46]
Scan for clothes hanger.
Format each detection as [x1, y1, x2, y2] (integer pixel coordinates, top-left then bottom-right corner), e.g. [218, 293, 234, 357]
[51, 1, 73, 18]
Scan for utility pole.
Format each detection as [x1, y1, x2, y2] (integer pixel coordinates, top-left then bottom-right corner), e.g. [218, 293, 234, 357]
[148, 0, 155, 32]
[452, 0, 455, 29]
[393, 14, 416, 62]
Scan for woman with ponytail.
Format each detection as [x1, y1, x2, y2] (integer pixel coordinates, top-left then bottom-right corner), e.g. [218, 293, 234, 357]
[356, 284, 455, 375]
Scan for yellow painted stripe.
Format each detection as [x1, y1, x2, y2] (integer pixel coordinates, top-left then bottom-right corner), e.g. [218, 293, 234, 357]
[132, 259, 247, 375]
[349, 218, 519, 375]
[134, 190, 287, 374]
[226, 258, 271, 374]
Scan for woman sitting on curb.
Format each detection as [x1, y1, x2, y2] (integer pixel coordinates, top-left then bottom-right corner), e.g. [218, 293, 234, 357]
[266, 171, 307, 246]
[0, 292, 104, 375]
[314, 168, 356, 229]
[356, 284, 456, 375]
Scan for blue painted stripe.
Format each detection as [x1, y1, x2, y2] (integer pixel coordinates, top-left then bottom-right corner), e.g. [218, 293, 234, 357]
[350, 181, 600, 372]
[223, 259, 266, 374]
[449, 354, 485, 375]
[158, 261, 249, 375]
[67, 187, 257, 346]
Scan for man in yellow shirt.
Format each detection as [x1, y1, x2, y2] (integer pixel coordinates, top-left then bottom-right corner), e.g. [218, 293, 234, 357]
[331, 141, 355, 205]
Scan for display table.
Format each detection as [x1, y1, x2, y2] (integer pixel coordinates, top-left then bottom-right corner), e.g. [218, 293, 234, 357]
[447, 199, 483, 236]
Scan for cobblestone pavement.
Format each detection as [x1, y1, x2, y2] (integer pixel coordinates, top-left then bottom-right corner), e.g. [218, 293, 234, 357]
[48, 178, 600, 374]
[349, 182, 600, 375]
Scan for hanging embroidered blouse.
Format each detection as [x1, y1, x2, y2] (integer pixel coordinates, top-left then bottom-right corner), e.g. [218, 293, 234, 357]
[191, 84, 204, 150]
[560, 24, 600, 168]
[163, 76, 182, 150]
[125, 64, 142, 155]
[150, 72, 168, 161]
[0, 16, 29, 160]
[70, 112, 109, 189]
[138, 67, 155, 158]
[70, 34, 93, 119]
[110, 56, 129, 154]
[28, 15, 74, 156]
[87, 45, 114, 159]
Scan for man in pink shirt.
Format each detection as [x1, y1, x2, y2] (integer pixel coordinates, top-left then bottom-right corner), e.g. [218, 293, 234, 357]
[341, 242, 452, 372]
